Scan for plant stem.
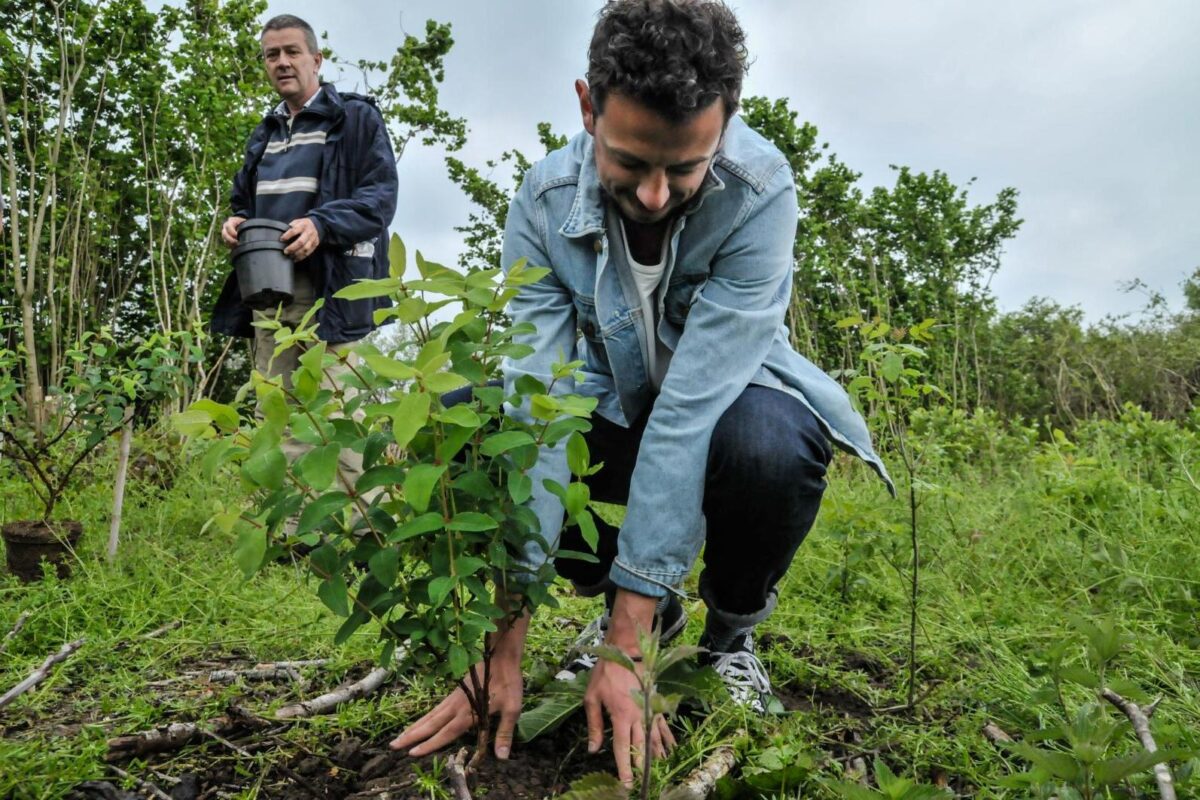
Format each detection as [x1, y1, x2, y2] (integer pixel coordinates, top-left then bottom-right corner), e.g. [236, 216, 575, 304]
[907, 473, 919, 710]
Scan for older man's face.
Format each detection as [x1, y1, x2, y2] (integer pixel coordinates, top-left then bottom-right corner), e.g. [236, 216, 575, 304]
[261, 27, 322, 109]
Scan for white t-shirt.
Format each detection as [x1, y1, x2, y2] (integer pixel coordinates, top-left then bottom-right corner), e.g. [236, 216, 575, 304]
[611, 208, 673, 392]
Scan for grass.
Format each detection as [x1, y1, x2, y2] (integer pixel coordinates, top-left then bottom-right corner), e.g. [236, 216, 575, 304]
[1, 415, 1199, 798]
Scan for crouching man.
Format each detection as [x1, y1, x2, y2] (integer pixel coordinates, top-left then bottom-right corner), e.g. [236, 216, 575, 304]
[392, 0, 891, 783]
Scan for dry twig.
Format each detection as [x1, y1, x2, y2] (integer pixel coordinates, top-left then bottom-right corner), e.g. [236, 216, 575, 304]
[665, 741, 738, 800]
[105, 706, 268, 762]
[274, 666, 392, 719]
[108, 765, 173, 800]
[1101, 688, 1175, 800]
[0, 611, 30, 657]
[982, 721, 1014, 745]
[0, 637, 85, 710]
[447, 746, 473, 800]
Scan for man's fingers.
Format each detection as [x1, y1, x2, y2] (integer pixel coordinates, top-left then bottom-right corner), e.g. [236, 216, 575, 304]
[390, 693, 464, 750]
[406, 715, 472, 757]
[613, 719, 633, 786]
[656, 715, 676, 753]
[494, 704, 520, 760]
[629, 720, 646, 772]
[584, 695, 604, 754]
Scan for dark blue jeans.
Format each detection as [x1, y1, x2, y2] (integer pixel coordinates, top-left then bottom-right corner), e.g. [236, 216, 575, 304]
[446, 384, 832, 619]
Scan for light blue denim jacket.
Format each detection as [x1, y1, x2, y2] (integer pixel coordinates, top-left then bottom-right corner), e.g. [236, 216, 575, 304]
[501, 117, 894, 598]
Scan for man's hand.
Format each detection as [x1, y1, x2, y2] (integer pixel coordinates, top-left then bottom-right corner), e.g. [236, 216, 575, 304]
[282, 216, 320, 261]
[584, 589, 677, 785]
[220, 215, 246, 248]
[390, 610, 530, 760]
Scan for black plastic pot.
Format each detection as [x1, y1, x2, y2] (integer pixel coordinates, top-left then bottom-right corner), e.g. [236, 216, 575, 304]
[236, 217, 290, 245]
[233, 239, 294, 310]
[2, 520, 82, 582]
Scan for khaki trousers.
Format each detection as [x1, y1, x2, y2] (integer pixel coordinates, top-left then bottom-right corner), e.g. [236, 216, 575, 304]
[253, 269, 364, 496]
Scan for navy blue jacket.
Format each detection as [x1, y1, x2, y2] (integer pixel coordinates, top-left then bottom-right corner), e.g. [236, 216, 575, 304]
[211, 83, 398, 343]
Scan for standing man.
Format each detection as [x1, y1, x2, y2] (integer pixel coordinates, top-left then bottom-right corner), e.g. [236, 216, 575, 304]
[211, 14, 398, 493]
[393, 0, 892, 783]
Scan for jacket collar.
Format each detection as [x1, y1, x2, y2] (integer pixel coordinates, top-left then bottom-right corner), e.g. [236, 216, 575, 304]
[559, 133, 727, 240]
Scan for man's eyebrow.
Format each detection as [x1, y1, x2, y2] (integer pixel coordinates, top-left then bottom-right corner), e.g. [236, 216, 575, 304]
[607, 146, 712, 168]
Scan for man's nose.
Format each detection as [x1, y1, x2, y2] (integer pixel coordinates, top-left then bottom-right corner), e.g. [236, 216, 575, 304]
[636, 170, 669, 212]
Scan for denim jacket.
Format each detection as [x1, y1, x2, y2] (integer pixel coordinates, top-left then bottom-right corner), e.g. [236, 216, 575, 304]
[501, 117, 893, 598]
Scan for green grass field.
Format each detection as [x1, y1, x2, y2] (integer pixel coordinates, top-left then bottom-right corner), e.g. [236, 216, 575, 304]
[1, 409, 1198, 798]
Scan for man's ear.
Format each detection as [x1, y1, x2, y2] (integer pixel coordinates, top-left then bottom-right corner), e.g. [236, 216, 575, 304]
[575, 79, 596, 135]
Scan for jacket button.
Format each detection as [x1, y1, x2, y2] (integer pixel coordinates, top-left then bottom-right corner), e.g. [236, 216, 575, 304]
[593, 238, 603, 254]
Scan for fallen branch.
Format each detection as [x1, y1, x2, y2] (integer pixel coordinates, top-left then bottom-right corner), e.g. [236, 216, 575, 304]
[113, 621, 183, 652]
[982, 721, 1014, 745]
[108, 765, 173, 800]
[665, 741, 738, 800]
[209, 666, 303, 684]
[274, 666, 392, 719]
[0, 637, 85, 710]
[105, 706, 268, 762]
[447, 746, 472, 800]
[1101, 688, 1175, 800]
[0, 611, 30, 657]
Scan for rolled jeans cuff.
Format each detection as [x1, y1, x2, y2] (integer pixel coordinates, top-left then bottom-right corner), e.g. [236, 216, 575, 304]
[699, 571, 778, 628]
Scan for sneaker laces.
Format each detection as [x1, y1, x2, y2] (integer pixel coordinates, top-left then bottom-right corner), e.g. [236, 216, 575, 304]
[709, 648, 773, 713]
[555, 613, 608, 681]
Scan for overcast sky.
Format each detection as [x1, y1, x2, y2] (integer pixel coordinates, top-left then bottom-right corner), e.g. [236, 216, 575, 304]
[262, 0, 1200, 321]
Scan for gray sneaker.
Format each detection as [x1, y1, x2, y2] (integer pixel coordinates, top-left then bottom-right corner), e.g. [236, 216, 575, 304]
[555, 594, 688, 681]
[702, 635, 777, 714]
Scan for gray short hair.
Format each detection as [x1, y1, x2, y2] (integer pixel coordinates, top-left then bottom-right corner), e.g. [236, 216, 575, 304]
[260, 14, 319, 55]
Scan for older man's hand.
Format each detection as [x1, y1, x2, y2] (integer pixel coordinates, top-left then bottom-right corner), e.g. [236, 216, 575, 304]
[220, 216, 246, 248]
[282, 216, 320, 261]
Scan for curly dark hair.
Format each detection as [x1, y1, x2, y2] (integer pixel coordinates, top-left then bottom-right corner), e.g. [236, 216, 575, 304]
[587, 0, 748, 123]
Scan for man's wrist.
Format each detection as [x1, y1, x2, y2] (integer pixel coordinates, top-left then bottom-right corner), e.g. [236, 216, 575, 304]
[605, 588, 657, 653]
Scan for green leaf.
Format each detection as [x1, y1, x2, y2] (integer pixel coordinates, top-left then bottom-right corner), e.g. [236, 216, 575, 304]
[564, 482, 589, 517]
[388, 512, 445, 543]
[333, 277, 403, 300]
[566, 431, 590, 477]
[296, 443, 341, 491]
[454, 556, 488, 576]
[517, 676, 588, 742]
[435, 404, 481, 428]
[234, 528, 267, 578]
[295, 491, 352, 535]
[391, 391, 431, 449]
[404, 463, 447, 514]
[424, 371, 471, 393]
[481, 431, 536, 456]
[368, 548, 399, 588]
[446, 512, 499, 532]
[241, 447, 287, 490]
[356, 464, 408, 495]
[362, 351, 418, 382]
[447, 643, 470, 679]
[388, 233, 406, 279]
[428, 575, 456, 606]
[507, 470, 533, 504]
[189, 398, 241, 431]
[318, 574, 350, 616]
[881, 352, 903, 383]
[576, 511, 599, 551]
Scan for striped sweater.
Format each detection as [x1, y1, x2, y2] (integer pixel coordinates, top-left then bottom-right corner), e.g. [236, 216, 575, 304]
[254, 88, 336, 224]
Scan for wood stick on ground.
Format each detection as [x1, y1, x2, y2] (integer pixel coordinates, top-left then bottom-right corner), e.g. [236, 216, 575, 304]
[667, 742, 738, 800]
[0, 637, 85, 710]
[447, 746, 473, 800]
[105, 707, 269, 762]
[209, 666, 304, 684]
[108, 765, 173, 800]
[1100, 688, 1176, 800]
[274, 666, 392, 719]
[983, 721, 1015, 745]
[0, 611, 31, 657]
[141, 620, 183, 640]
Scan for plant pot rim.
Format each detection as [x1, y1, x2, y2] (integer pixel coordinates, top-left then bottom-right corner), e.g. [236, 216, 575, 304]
[239, 218, 290, 232]
[232, 239, 288, 258]
[1, 519, 83, 544]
